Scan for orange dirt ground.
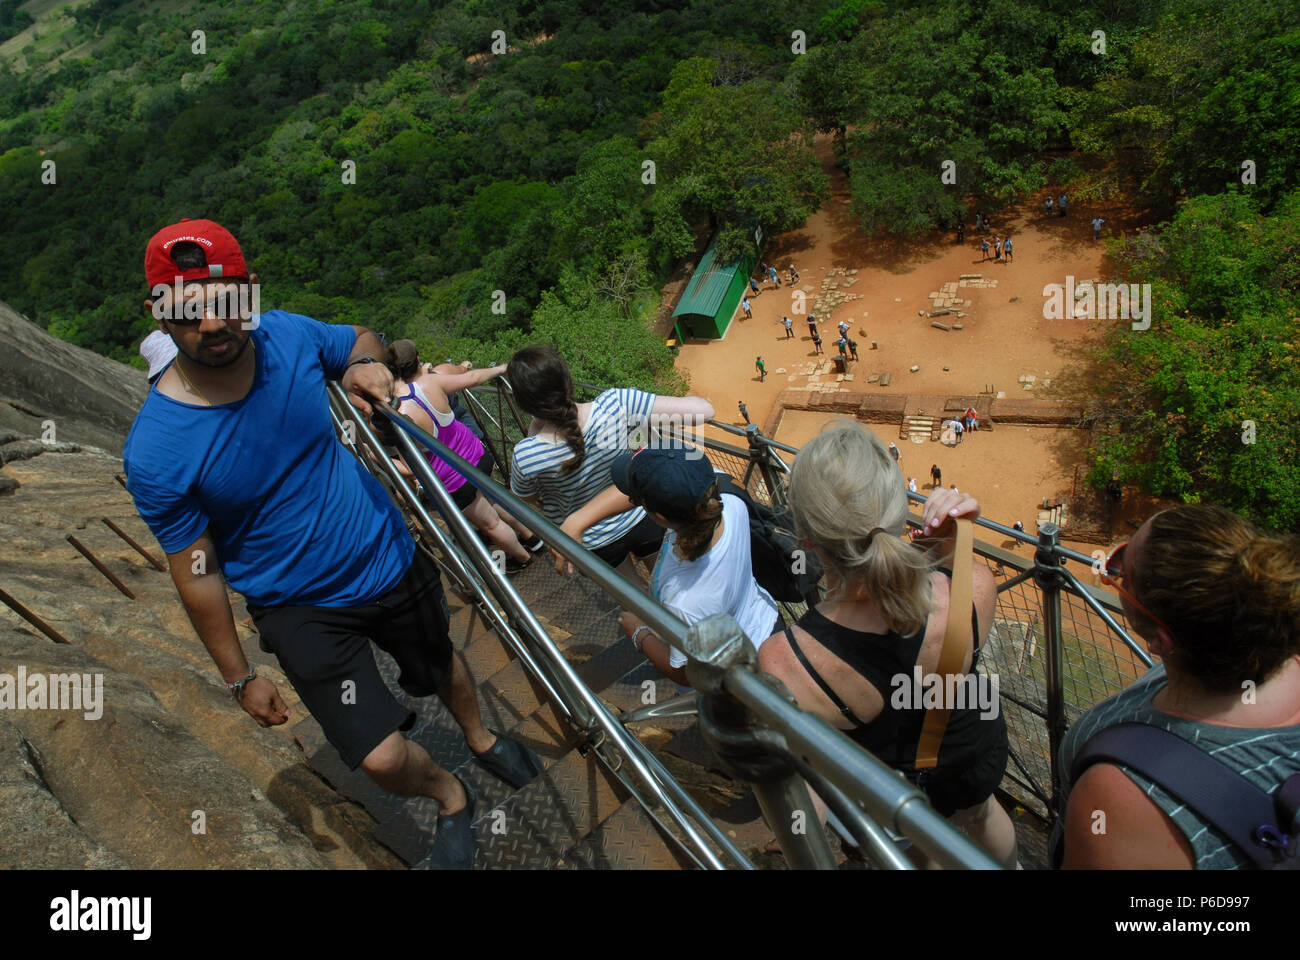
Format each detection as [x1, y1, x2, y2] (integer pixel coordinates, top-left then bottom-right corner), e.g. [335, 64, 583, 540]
[676, 135, 1154, 566]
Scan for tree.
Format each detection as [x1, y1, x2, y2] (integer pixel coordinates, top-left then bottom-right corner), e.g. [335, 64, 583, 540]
[1083, 190, 1300, 530]
[647, 59, 828, 261]
[529, 266, 686, 394]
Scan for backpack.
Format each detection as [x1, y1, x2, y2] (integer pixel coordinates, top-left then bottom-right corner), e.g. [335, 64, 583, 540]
[715, 475, 823, 603]
[1049, 721, 1300, 869]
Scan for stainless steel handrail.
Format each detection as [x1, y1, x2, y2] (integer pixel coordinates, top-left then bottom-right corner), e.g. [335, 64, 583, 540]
[348, 389, 754, 870]
[359, 391, 997, 870]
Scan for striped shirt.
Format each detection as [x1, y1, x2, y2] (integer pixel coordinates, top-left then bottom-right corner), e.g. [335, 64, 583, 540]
[510, 387, 656, 549]
[1059, 661, 1300, 869]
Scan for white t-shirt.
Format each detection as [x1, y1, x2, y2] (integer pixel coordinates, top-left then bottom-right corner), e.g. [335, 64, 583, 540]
[650, 492, 780, 669]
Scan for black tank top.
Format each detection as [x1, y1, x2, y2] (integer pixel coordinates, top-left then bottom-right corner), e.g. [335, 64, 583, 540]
[787, 569, 997, 771]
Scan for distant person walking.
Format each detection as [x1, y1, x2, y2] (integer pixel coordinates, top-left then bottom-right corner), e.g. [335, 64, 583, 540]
[741, 297, 752, 319]
[789, 264, 800, 283]
[980, 238, 990, 261]
[836, 336, 848, 358]
[739, 401, 750, 424]
[1003, 237, 1013, 262]
[811, 331, 824, 355]
[847, 337, 859, 361]
[907, 476, 917, 494]
[1058, 194, 1067, 217]
[750, 277, 760, 296]
[994, 236, 1003, 261]
[975, 211, 984, 233]
[837, 319, 850, 338]
[768, 266, 781, 287]
[755, 356, 766, 382]
[806, 316, 818, 339]
[1092, 217, 1105, 241]
[956, 221, 965, 243]
[888, 441, 901, 463]
[781, 315, 794, 338]
[1046, 196, 1054, 217]
[930, 463, 942, 487]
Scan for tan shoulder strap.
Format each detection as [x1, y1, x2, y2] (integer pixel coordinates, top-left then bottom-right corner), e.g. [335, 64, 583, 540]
[915, 518, 974, 770]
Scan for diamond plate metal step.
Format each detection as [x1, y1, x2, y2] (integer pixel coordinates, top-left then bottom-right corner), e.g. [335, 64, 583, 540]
[562, 801, 689, 870]
[467, 748, 629, 870]
[482, 658, 548, 721]
[599, 661, 681, 714]
[574, 629, 644, 692]
[459, 630, 514, 685]
[524, 568, 623, 636]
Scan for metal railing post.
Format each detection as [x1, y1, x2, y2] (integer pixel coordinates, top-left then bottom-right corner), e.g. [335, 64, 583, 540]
[1033, 521, 1068, 816]
[684, 616, 837, 870]
[747, 423, 790, 510]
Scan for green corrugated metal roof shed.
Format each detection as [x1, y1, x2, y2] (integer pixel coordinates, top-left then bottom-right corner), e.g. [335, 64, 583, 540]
[672, 225, 763, 340]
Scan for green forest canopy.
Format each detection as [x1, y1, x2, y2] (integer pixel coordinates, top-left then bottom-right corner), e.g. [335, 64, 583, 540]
[0, 0, 1296, 528]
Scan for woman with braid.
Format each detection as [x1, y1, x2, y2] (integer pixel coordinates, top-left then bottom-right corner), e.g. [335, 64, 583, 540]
[1060, 504, 1300, 869]
[506, 346, 714, 583]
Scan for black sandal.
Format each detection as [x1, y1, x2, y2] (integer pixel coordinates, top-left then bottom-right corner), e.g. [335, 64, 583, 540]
[473, 731, 544, 789]
[424, 775, 477, 870]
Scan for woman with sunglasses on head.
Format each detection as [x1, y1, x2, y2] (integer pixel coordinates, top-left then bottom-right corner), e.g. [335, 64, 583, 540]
[506, 346, 714, 583]
[758, 419, 1018, 868]
[1060, 504, 1300, 869]
[386, 340, 540, 570]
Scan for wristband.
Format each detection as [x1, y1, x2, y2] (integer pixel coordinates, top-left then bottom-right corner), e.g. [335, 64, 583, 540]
[631, 625, 653, 652]
[226, 667, 257, 701]
[345, 356, 381, 370]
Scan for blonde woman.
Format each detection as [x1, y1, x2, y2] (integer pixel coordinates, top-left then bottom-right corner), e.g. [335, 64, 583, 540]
[759, 419, 1017, 868]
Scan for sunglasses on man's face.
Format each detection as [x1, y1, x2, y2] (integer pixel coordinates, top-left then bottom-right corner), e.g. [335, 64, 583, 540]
[153, 284, 252, 326]
[1100, 541, 1172, 637]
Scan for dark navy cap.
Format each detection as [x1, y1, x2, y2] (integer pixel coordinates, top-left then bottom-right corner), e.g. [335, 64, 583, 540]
[610, 446, 716, 523]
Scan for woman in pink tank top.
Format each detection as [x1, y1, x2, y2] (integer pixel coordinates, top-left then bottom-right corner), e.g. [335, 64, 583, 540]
[387, 342, 539, 568]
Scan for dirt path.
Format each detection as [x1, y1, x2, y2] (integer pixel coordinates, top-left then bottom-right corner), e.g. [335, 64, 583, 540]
[675, 134, 1151, 559]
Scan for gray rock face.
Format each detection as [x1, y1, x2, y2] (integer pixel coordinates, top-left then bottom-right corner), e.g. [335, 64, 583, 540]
[0, 632, 327, 869]
[0, 716, 128, 869]
[0, 301, 149, 456]
[0, 430, 403, 870]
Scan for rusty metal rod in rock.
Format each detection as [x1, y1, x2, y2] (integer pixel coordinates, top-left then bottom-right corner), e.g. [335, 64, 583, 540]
[100, 517, 166, 572]
[66, 535, 136, 599]
[0, 587, 70, 644]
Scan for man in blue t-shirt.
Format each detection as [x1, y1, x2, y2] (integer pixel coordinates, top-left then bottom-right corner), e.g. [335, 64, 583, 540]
[124, 219, 540, 868]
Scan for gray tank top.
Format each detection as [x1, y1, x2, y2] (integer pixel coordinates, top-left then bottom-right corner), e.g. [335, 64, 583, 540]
[1059, 661, 1300, 868]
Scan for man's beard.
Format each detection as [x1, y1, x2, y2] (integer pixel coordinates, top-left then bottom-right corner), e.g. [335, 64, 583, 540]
[181, 331, 252, 368]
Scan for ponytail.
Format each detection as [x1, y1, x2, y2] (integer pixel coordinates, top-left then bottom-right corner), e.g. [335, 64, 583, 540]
[789, 420, 933, 635]
[671, 488, 723, 562]
[554, 399, 586, 474]
[507, 346, 586, 473]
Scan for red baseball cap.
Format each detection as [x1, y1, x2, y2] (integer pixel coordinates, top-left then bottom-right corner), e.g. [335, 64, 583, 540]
[144, 218, 248, 289]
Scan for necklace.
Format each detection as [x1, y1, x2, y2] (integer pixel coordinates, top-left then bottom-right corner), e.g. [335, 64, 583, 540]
[174, 361, 212, 406]
[173, 340, 255, 406]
